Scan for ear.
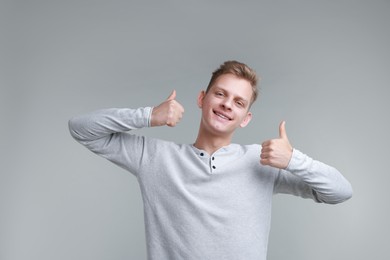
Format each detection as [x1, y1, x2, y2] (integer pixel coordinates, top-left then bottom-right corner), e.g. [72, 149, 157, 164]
[197, 90, 206, 108]
[240, 112, 253, 128]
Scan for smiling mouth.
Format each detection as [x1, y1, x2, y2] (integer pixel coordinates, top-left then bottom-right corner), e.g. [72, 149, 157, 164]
[213, 110, 232, 121]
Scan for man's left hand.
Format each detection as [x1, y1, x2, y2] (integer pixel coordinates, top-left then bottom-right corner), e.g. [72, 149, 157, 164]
[260, 121, 293, 169]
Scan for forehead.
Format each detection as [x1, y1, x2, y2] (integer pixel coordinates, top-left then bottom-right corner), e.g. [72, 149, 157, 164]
[211, 74, 253, 100]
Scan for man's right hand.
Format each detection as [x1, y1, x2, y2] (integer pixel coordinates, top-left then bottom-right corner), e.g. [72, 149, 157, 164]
[151, 90, 185, 127]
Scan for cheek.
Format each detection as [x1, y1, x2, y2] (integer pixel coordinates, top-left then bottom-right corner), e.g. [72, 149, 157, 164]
[201, 97, 214, 109]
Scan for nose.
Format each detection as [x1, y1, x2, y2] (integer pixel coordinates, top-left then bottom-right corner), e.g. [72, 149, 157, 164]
[220, 98, 233, 111]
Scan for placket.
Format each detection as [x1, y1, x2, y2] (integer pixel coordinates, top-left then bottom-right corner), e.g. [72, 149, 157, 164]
[196, 151, 218, 174]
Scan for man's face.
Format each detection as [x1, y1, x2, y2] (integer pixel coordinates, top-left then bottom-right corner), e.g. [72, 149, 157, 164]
[198, 73, 253, 137]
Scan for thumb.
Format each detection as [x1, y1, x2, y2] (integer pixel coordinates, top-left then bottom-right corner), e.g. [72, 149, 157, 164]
[166, 90, 176, 101]
[279, 121, 288, 139]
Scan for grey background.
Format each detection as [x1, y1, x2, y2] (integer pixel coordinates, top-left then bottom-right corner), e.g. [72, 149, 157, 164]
[1, 0, 389, 259]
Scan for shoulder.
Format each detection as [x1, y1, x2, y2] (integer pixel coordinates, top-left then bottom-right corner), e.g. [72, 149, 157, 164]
[223, 143, 261, 163]
[232, 143, 261, 155]
[142, 136, 189, 153]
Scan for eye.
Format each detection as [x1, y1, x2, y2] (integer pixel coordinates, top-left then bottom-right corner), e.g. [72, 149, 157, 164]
[236, 100, 244, 107]
[215, 91, 224, 96]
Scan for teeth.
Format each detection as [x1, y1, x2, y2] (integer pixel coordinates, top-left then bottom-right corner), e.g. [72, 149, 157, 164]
[215, 112, 229, 120]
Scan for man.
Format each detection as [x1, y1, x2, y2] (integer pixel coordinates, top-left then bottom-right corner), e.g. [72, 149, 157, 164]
[69, 60, 352, 260]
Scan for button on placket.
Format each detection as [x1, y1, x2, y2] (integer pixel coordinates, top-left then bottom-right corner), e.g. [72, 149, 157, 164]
[210, 155, 217, 172]
[198, 152, 212, 173]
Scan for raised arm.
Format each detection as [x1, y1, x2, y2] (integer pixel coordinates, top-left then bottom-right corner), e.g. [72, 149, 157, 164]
[260, 121, 353, 204]
[68, 90, 184, 174]
[68, 107, 152, 145]
[69, 90, 184, 142]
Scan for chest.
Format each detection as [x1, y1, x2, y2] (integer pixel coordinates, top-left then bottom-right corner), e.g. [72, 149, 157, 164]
[138, 148, 277, 215]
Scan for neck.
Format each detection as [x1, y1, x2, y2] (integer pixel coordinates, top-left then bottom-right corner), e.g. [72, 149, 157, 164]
[193, 128, 233, 155]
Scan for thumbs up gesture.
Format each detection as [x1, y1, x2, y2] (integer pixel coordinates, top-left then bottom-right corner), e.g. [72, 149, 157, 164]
[151, 90, 185, 127]
[260, 121, 293, 169]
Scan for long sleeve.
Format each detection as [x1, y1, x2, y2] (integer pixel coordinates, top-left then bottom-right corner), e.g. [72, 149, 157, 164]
[68, 107, 153, 175]
[274, 149, 353, 204]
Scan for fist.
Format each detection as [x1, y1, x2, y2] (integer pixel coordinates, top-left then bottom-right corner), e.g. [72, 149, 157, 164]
[151, 90, 185, 127]
[260, 121, 293, 169]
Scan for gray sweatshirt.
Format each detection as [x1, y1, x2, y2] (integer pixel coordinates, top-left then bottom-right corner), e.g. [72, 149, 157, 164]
[68, 107, 352, 260]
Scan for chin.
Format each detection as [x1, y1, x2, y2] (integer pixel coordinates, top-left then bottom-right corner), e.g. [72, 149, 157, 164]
[209, 123, 237, 137]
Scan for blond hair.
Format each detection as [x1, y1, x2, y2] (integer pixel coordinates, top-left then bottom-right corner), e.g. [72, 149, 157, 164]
[206, 60, 259, 105]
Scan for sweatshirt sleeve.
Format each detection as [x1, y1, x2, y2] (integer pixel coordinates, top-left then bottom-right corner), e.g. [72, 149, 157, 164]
[274, 149, 353, 204]
[68, 107, 153, 175]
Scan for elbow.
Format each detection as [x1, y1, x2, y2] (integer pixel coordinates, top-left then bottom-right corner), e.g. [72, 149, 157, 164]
[316, 181, 353, 205]
[68, 117, 83, 141]
[332, 186, 353, 204]
[68, 118, 76, 138]
[336, 179, 353, 204]
[340, 182, 353, 203]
